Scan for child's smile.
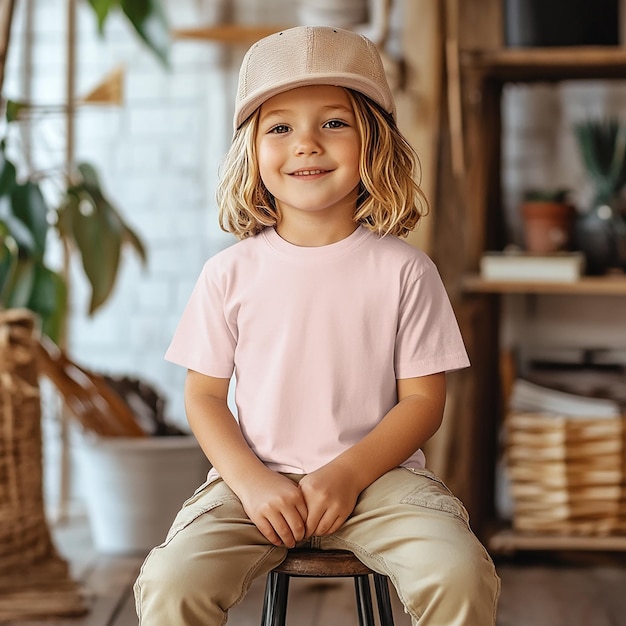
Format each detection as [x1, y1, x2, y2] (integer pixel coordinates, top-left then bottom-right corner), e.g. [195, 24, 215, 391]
[255, 85, 361, 234]
[290, 168, 328, 178]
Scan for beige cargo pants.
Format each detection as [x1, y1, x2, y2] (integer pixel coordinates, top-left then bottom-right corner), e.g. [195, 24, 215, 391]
[134, 467, 500, 625]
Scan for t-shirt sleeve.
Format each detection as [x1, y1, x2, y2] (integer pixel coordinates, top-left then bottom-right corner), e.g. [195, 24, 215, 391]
[164, 260, 237, 378]
[394, 257, 470, 379]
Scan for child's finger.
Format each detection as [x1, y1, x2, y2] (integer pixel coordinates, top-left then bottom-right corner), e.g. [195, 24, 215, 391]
[252, 515, 284, 546]
[304, 506, 324, 538]
[268, 512, 302, 547]
[282, 509, 306, 543]
[310, 511, 342, 537]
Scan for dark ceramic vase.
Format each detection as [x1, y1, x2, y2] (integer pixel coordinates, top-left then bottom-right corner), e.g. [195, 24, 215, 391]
[574, 202, 626, 275]
[503, 0, 619, 47]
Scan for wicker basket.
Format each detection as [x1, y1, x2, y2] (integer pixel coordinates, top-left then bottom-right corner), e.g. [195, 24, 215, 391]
[0, 309, 86, 620]
[505, 411, 626, 535]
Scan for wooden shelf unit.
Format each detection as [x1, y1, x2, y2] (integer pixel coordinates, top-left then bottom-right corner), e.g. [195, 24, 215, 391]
[488, 528, 626, 554]
[463, 274, 626, 295]
[460, 46, 626, 82]
[456, 46, 626, 552]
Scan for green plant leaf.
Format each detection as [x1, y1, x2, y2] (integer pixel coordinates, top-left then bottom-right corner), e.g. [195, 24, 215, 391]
[64, 185, 123, 314]
[575, 118, 626, 204]
[0, 236, 19, 304]
[86, 0, 120, 34]
[122, 221, 147, 264]
[0, 150, 38, 254]
[77, 162, 146, 264]
[27, 264, 67, 343]
[11, 181, 49, 259]
[119, 0, 170, 67]
[0, 196, 36, 253]
[5, 99, 31, 123]
[70, 163, 124, 315]
[85, 0, 169, 65]
[0, 150, 17, 196]
[76, 161, 101, 190]
[60, 162, 146, 314]
[610, 124, 626, 192]
[3, 258, 36, 308]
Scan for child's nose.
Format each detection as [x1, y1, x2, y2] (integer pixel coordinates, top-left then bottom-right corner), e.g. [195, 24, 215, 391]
[294, 130, 321, 155]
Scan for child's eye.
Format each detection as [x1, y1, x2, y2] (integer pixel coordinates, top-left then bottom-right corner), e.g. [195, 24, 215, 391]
[324, 120, 347, 129]
[269, 124, 290, 134]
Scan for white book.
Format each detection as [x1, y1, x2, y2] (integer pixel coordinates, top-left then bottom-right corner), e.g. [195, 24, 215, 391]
[480, 251, 585, 282]
[509, 379, 621, 418]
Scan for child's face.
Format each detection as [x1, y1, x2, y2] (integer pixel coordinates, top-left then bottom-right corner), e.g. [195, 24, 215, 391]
[255, 85, 361, 226]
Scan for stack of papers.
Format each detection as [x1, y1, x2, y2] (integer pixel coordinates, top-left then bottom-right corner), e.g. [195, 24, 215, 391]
[509, 379, 621, 418]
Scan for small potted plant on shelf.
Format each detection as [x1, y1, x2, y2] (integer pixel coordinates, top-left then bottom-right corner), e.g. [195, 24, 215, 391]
[574, 117, 626, 275]
[520, 187, 576, 254]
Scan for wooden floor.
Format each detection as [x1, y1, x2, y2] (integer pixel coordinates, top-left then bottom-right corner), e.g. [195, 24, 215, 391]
[5, 514, 626, 626]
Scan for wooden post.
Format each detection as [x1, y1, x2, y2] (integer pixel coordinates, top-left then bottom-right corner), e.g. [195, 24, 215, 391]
[66, 0, 76, 178]
[0, 0, 16, 92]
[447, 0, 504, 537]
[55, 0, 78, 524]
[396, 0, 443, 256]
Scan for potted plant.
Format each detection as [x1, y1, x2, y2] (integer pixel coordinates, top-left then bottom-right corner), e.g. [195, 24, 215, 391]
[0, 144, 147, 343]
[574, 118, 626, 275]
[520, 187, 575, 254]
[0, 0, 171, 342]
[0, 1, 209, 555]
[36, 336, 210, 553]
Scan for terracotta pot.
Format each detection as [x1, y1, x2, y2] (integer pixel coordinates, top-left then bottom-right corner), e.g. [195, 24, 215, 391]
[521, 201, 575, 254]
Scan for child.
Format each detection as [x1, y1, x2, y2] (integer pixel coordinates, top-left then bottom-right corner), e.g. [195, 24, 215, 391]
[134, 25, 500, 625]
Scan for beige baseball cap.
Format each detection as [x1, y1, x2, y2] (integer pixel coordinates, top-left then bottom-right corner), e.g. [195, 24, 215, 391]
[233, 25, 395, 130]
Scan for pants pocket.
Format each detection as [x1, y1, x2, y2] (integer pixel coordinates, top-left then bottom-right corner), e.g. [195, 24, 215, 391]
[400, 468, 470, 526]
[162, 480, 240, 545]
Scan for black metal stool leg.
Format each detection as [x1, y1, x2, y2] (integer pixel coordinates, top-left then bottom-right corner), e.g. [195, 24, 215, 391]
[273, 572, 290, 626]
[373, 573, 395, 626]
[354, 575, 376, 626]
[261, 571, 278, 626]
[262, 552, 394, 625]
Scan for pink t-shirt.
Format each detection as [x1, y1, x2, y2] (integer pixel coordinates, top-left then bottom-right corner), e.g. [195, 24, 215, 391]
[165, 226, 469, 480]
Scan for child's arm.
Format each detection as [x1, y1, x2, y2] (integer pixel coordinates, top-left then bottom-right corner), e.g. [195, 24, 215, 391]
[184, 370, 308, 548]
[299, 372, 446, 538]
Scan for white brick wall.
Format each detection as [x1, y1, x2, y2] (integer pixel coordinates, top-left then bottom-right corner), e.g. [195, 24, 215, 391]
[4, 0, 300, 433]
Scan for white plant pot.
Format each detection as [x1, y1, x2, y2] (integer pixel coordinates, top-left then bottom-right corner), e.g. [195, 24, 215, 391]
[75, 434, 210, 554]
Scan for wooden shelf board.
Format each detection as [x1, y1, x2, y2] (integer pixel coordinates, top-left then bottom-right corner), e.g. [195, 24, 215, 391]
[463, 274, 626, 295]
[489, 527, 626, 554]
[461, 47, 626, 81]
[172, 25, 289, 44]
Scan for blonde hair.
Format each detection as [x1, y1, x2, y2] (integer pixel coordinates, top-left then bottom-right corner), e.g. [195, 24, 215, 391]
[217, 89, 428, 239]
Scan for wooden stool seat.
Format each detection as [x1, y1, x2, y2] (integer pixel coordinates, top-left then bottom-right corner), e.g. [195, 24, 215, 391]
[261, 549, 395, 626]
[272, 549, 375, 577]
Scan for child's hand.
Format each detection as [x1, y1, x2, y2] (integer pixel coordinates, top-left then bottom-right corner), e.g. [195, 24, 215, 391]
[298, 463, 361, 538]
[237, 470, 308, 548]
